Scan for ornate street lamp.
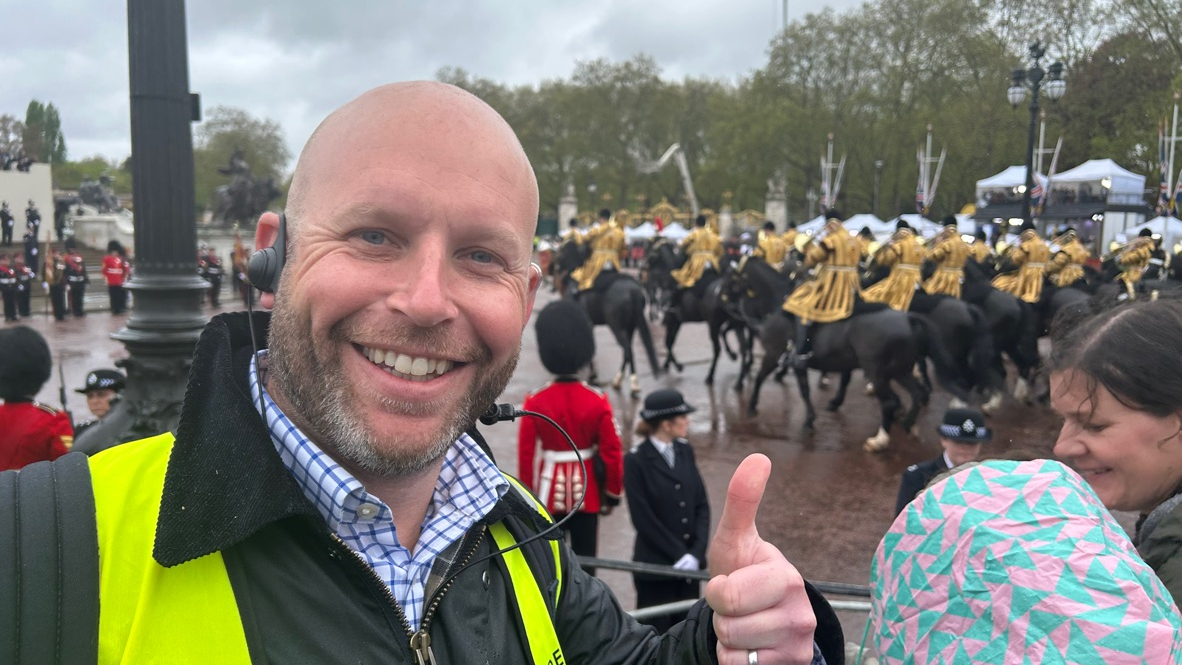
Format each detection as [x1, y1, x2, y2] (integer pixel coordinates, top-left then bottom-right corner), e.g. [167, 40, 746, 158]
[1008, 42, 1066, 226]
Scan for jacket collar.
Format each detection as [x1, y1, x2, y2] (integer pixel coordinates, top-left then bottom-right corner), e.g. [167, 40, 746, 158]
[153, 312, 548, 567]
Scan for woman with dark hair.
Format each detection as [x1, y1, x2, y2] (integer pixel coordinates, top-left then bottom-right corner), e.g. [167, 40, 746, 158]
[1050, 295, 1182, 602]
[623, 388, 710, 632]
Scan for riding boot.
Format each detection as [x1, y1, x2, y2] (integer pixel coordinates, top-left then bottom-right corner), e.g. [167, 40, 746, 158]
[778, 322, 813, 371]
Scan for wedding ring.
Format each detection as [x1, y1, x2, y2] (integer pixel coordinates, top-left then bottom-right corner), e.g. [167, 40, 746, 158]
[748, 649, 758, 665]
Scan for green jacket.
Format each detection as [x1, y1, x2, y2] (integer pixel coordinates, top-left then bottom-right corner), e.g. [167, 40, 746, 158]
[1136, 493, 1182, 605]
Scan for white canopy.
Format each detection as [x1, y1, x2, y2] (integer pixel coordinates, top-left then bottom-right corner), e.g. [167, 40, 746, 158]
[1116, 216, 1182, 243]
[796, 215, 827, 234]
[625, 221, 656, 242]
[976, 166, 1047, 190]
[842, 213, 891, 236]
[1051, 158, 1145, 196]
[660, 223, 690, 241]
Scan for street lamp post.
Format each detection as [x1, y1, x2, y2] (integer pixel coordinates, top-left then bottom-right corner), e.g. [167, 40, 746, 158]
[873, 159, 884, 217]
[1008, 42, 1066, 227]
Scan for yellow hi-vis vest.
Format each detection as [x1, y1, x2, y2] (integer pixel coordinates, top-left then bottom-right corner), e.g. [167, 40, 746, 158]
[89, 433, 564, 664]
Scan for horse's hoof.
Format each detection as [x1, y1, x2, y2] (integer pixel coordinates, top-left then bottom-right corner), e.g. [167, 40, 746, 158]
[629, 375, 641, 397]
[818, 376, 831, 389]
[825, 400, 841, 412]
[864, 382, 875, 396]
[981, 392, 1003, 415]
[1014, 378, 1031, 404]
[611, 374, 624, 391]
[864, 428, 890, 452]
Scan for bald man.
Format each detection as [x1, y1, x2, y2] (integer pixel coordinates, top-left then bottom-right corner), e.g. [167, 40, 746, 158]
[3, 83, 838, 665]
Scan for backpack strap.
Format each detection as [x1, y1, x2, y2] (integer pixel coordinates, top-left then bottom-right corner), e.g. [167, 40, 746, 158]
[0, 452, 100, 664]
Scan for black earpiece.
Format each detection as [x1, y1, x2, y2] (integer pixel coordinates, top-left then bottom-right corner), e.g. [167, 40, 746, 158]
[247, 213, 287, 293]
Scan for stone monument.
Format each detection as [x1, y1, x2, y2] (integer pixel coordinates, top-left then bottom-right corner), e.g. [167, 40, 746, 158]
[556, 181, 578, 237]
[765, 172, 788, 230]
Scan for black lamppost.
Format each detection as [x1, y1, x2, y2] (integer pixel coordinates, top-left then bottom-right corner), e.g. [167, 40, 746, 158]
[74, 0, 209, 450]
[1008, 42, 1066, 227]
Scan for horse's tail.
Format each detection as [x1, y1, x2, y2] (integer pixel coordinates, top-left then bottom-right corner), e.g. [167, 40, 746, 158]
[907, 313, 970, 397]
[635, 290, 662, 377]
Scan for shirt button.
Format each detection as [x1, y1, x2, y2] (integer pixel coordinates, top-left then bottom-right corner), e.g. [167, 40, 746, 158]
[681, 518, 688, 524]
[683, 534, 690, 540]
[357, 503, 379, 519]
[679, 501, 686, 507]
[674, 484, 681, 490]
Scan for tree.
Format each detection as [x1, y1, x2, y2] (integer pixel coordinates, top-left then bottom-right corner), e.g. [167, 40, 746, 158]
[21, 100, 67, 163]
[52, 157, 133, 195]
[193, 105, 290, 214]
[0, 115, 24, 155]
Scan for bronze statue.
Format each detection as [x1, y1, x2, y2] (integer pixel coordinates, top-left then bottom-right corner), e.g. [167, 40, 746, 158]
[212, 148, 280, 227]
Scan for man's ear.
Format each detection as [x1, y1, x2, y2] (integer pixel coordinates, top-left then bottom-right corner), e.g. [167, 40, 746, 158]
[522, 262, 543, 323]
[253, 212, 281, 309]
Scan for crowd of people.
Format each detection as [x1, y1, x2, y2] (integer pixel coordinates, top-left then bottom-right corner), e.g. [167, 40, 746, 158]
[3, 81, 1182, 664]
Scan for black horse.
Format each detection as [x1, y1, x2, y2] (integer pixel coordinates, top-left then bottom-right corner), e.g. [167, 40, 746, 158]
[553, 238, 661, 396]
[962, 259, 1044, 408]
[641, 238, 679, 321]
[727, 257, 968, 451]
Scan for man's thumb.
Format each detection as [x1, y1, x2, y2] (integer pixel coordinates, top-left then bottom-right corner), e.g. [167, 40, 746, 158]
[710, 454, 771, 576]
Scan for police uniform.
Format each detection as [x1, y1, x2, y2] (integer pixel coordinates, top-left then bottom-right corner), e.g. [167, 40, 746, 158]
[1116, 236, 1155, 299]
[572, 220, 626, 291]
[670, 223, 723, 289]
[923, 225, 972, 298]
[72, 369, 127, 440]
[992, 229, 1051, 304]
[894, 408, 991, 515]
[752, 228, 787, 266]
[518, 300, 623, 569]
[863, 228, 926, 311]
[1046, 233, 1091, 288]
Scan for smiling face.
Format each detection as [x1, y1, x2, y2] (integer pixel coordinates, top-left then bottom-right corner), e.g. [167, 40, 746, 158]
[265, 82, 541, 479]
[1051, 370, 1182, 513]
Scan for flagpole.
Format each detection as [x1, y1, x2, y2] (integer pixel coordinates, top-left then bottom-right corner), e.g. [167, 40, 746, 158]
[1036, 114, 1047, 176]
[924, 125, 933, 216]
[1170, 100, 1178, 216]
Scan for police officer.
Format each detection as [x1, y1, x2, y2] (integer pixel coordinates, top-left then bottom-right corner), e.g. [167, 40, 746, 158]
[895, 407, 991, 515]
[12, 253, 34, 318]
[72, 368, 126, 439]
[0, 326, 73, 470]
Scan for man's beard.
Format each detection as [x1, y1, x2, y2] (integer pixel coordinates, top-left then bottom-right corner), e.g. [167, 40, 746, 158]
[267, 295, 519, 477]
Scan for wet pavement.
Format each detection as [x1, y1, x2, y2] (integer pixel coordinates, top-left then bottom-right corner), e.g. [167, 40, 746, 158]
[20, 279, 1090, 642]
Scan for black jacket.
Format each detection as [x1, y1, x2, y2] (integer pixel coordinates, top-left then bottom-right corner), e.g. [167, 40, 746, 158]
[895, 455, 950, 516]
[624, 438, 711, 578]
[152, 312, 730, 663]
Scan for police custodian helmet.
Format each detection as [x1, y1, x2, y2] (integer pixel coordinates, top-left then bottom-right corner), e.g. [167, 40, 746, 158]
[937, 408, 991, 444]
[75, 368, 126, 394]
[534, 300, 595, 376]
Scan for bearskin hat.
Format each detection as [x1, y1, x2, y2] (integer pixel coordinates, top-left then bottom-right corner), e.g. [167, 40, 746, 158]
[0, 326, 53, 400]
[535, 300, 595, 376]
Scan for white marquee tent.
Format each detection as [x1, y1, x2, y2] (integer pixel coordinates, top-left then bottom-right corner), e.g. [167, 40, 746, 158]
[1050, 159, 1145, 205]
[976, 166, 1047, 192]
[1116, 215, 1182, 243]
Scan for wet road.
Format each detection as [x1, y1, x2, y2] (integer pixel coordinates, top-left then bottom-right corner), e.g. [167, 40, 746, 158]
[25, 281, 1080, 642]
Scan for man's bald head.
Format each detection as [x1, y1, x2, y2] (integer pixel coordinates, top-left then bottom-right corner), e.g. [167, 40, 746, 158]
[285, 81, 538, 238]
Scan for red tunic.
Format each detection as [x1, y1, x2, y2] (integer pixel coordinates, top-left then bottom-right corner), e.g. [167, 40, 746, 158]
[102, 255, 129, 286]
[0, 401, 73, 470]
[517, 379, 623, 515]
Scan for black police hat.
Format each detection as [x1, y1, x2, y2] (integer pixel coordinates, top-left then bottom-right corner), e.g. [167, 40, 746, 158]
[0, 326, 52, 400]
[937, 407, 991, 444]
[75, 368, 126, 394]
[535, 300, 595, 376]
[640, 388, 695, 422]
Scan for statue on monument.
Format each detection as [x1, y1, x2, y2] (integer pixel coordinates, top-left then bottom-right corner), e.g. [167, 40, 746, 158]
[211, 147, 281, 227]
[78, 175, 122, 213]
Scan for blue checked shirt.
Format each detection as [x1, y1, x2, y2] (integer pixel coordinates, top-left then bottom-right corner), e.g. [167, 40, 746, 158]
[249, 351, 507, 631]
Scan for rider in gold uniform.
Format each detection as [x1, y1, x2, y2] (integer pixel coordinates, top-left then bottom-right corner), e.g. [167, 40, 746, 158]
[560, 216, 584, 246]
[572, 209, 627, 291]
[1045, 228, 1091, 289]
[1116, 229, 1156, 300]
[752, 221, 788, 267]
[922, 217, 972, 299]
[782, 211, 863, 368]
[969, 229, 993, 264]
[781, 222, 799, 258]
[862, 222, 926, 311]
[992, 221, 1050, 304]
[670, 215, 723, 290]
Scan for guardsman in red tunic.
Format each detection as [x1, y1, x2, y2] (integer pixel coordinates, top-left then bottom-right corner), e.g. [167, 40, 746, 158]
[102, 240, 132, 314]
[517, 300, 623, 572]
[0, 326, 73, 470]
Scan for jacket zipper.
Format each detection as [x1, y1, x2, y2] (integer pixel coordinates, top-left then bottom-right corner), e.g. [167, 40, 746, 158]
[327, 525, 487, 665]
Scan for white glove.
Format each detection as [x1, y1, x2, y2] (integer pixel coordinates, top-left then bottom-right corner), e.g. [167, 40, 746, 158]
[672, 553, 699, 571]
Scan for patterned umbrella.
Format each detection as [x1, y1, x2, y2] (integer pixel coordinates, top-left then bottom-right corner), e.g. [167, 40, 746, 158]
[872, 459, 1182, 664]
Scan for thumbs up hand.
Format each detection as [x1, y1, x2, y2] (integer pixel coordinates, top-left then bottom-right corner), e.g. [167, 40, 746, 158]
[705, 454, 817, 665]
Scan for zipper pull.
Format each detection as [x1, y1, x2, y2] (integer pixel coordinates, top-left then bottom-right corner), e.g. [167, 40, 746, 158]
[409, 630, 438, 665]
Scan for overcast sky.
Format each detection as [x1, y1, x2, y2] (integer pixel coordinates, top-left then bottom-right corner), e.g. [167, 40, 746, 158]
[3, 1, 859, 165]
